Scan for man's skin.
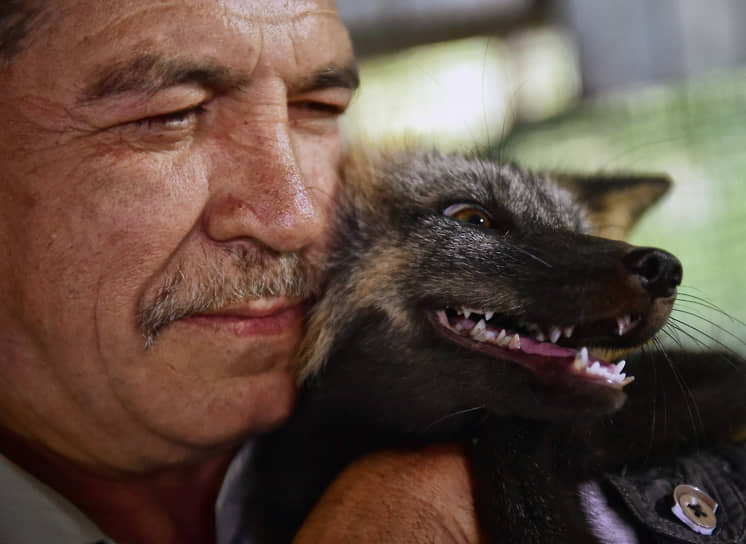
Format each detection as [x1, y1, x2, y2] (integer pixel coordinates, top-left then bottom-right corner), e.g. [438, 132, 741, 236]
[0, 1, 478, 542]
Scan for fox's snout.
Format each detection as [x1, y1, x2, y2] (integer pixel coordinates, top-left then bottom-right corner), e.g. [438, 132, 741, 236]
[623, 247, 682, 299]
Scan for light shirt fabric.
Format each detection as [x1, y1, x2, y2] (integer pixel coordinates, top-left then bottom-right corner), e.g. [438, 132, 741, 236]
[0, 441, 255, 544]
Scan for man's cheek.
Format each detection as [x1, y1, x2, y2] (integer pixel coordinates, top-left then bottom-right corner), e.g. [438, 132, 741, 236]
[294, 132, 342, 203]
[48, 156, 207, 303]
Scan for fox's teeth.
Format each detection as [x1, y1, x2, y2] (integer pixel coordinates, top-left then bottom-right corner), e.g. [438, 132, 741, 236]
[573, 354, 587, 371]
[549, 327, 562, 344]
[497, 329, 509, 347]
[526, 324, 546, 342]
[470, 319, 487, 340]
[484, 310, 494, 321]
[508, 334, 521, 350]
[579, 347, 589, 364]
[572, 346, 589, 371]
[566, 346, 635, 386]
[460, 306, 486, 320]
[582, 356, 635, 385]
[562, 325, 575, 338]
[616, 314, 633, 336]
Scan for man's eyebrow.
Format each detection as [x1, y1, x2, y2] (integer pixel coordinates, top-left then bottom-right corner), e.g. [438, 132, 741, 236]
[79, 54, 250, 103]
[292, 61, 360, 94]
[79, 54, 359, 104]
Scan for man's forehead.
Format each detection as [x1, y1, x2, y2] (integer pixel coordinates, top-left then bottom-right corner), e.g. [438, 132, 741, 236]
[55, 0, 341, 23]
[53, 0, 346, 48]
[29, 0, 354, 101]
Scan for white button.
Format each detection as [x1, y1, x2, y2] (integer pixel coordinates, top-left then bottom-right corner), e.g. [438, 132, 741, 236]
[671, 484, 718, 535]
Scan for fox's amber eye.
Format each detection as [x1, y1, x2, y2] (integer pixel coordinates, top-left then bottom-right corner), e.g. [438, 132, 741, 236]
[443, 203, 493, 229]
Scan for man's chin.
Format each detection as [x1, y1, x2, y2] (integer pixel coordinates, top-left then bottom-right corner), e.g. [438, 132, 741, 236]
[124, 368, 299, 469]
[104, 324, 302, 466]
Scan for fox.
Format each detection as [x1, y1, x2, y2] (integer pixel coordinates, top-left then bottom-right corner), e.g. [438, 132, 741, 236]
[247, 148, 746, 543]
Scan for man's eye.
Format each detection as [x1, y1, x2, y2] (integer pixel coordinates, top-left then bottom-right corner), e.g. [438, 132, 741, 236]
[135, 104, 207, 130]
[443, 203, 493, 229]
[290, 100, 345, 118]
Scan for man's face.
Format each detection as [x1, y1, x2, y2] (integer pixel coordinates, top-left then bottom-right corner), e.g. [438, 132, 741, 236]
[0, 0, 356, 470]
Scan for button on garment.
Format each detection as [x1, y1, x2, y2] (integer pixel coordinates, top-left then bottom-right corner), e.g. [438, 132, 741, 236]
[671, 484, 718, 535]
[602, 442, 746, 543]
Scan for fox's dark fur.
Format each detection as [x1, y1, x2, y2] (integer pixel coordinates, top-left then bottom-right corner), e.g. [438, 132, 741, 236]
[247, 148, 746, 543]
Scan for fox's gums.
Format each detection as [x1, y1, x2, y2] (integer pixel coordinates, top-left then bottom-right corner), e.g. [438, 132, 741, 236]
[248, 148, 746, 543]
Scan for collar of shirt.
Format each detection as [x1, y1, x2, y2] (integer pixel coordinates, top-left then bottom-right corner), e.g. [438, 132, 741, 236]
[0, 441, 255, 544]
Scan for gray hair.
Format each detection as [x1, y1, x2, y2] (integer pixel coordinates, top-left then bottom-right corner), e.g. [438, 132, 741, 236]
[137, 247, 320, 349]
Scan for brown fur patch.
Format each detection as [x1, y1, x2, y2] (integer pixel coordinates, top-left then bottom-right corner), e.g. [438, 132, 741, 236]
[298, 244, 412, 382]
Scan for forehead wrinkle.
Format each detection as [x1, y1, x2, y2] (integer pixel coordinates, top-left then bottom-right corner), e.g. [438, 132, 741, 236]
[245, 4, 342, 25]
[272, 7, 357, 94]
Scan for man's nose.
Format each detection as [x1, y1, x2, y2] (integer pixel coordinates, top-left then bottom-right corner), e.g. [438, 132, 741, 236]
[203, 122, 327, 253]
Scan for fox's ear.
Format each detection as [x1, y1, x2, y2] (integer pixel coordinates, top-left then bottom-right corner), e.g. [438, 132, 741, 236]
[555, 174, 672, 240]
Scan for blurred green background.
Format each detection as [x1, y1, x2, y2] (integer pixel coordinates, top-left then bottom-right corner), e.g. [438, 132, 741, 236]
[339, 1, 746, 355]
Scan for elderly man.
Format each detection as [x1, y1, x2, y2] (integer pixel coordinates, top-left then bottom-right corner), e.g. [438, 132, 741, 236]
[0, 1, 478, 543]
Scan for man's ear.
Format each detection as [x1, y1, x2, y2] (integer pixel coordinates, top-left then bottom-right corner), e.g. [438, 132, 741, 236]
[555, 174, 672, 240]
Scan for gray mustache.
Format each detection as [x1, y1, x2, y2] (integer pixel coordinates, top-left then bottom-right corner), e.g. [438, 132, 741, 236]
[137, 250, 319, 348]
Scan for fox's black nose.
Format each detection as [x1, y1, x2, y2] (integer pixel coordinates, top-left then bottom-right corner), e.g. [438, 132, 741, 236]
[623, 247, 682, 298]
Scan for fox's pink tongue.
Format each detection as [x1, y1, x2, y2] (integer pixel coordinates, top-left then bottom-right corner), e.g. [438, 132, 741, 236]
[517, 335, 575, 358]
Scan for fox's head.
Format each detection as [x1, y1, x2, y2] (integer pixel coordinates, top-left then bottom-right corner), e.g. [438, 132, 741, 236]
[298, 148, 681, 428]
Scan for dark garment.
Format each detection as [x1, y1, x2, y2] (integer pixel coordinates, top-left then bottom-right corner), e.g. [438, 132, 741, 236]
[595, 442, 746, 543]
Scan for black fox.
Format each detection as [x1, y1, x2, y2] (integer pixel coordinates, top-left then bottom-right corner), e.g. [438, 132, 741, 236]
[247, 148, 746, 543]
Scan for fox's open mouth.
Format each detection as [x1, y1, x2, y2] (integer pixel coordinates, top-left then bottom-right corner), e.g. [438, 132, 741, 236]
[430, 306, 639, 390]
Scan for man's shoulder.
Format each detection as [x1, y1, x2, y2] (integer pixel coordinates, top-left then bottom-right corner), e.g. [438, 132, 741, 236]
[0, 453, 111, 544]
